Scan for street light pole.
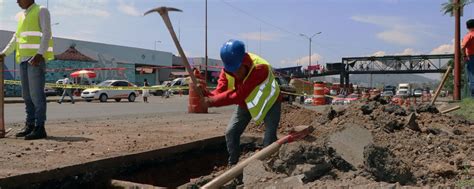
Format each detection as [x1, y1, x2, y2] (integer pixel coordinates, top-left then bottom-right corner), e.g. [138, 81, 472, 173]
[205, 0, 208, 82]
[300, 32, 321, 79]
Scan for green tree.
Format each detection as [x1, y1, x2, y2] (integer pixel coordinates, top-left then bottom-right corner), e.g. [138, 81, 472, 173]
[443, 60, 467, 94]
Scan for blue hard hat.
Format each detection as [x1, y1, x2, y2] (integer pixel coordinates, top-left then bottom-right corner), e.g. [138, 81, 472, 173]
[220, 39, 245, 73]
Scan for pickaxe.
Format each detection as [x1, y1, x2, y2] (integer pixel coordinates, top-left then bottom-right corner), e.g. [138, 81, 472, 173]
[144, 7, 204, 100]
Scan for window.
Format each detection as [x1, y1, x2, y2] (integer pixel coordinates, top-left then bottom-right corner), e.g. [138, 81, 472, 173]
[113, 81, 129, 87]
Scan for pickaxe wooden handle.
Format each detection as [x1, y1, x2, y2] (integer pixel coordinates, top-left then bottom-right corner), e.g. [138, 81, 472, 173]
[144, 7, 204, 99]
[430, 66, 452, 106]
[202, 125, 315, 189]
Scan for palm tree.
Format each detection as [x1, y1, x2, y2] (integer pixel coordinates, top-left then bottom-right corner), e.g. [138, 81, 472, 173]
[442, 0, 472, 16]
[441, 0, 473, 100]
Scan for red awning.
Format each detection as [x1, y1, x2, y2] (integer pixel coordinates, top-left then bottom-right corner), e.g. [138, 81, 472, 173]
[170, 72, 189, 76]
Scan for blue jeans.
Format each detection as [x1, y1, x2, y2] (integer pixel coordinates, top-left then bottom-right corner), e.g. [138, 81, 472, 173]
[465, 56, 474, 97]
[225, 101, 281, 165]
[19, 61, 47, 127]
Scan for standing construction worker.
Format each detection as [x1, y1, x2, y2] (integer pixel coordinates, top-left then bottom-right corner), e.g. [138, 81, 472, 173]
[0, 0, 54, 140]
[462, 19, 474, 97]
[203, 40, 281, 166]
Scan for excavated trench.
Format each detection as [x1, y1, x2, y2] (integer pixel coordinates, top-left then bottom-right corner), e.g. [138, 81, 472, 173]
[0, 136, 259, 189]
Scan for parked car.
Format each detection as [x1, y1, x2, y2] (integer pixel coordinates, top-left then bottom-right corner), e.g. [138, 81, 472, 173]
[44, 87, 58, 96]
[169, 78, 189, 95]
[275, 76, 297, 102]
[81, 80, 138, 102]
[54, 79, 67, 95]
[150, 81, 172, 96]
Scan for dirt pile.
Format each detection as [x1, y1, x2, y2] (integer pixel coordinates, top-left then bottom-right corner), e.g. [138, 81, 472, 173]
[231, 101, 472, 188]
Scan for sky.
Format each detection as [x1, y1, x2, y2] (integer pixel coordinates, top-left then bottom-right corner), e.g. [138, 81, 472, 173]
[0, 0, 473, 69]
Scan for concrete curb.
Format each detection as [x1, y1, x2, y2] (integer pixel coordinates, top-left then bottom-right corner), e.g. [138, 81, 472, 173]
[4, 98, 85, 104]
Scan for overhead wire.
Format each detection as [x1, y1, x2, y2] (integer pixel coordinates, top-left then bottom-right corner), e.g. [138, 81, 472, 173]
[218, 0, 358, 63]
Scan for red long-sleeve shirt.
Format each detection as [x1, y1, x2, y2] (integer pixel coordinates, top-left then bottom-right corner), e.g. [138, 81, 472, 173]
[206, 54, 280, 108]
[462, 30, 474, 56]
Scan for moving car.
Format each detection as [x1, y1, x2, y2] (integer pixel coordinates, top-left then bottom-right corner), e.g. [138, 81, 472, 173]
[304, 97, 313, 105]
[332, 95, 346, 105]
[383, 85, 397, 94]
[413, 88, 423, 97]
[381, 91, 394, 97]
[345, 93, 360, 104]
[397, 83, 411, 97]
[397, 90, 410, 97]
[81, 80, 138, 102]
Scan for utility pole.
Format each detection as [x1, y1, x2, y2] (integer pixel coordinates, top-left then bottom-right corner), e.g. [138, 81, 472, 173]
[453, 0, 461, 100]
[205, 0, 208, 82]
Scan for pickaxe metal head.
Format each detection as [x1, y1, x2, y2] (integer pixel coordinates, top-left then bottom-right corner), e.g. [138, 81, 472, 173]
[144, 7, 182, 16]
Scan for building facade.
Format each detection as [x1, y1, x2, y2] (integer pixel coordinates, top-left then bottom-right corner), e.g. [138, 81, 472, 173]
[1, 30, 175, 96]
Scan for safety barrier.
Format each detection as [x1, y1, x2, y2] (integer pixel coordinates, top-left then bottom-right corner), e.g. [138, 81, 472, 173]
[4, 80, 191, 91]
[313, 83, 326, 105]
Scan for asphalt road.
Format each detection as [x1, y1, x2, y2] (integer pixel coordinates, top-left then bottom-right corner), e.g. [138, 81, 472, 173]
[4, 96, 234, 124]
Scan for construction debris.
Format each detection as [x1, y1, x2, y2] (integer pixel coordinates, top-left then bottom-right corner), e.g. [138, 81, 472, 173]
[224, 101, 472, 188]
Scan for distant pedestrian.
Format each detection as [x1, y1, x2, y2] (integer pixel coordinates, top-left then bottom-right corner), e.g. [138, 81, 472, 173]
[0, 0, 53, 140]
[142, 79, 150, 103]
[58, 75, 75, 104]
[462, 19, 474, 97]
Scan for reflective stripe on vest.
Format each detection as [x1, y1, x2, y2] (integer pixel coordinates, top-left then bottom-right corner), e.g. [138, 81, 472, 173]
[15, 4, 54, 63]
[224, 53, 280, 124]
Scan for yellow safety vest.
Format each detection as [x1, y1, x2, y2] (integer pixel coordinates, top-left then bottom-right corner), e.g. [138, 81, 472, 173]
[225, 53, 280, 124]
[15, 4, 54, 63]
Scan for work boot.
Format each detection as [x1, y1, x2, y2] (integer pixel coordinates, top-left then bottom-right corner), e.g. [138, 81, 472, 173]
[15, 122, 35, 137]
[25, 126, 47, 140]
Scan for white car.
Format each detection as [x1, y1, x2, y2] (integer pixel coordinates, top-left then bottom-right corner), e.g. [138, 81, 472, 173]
[304, 97, 313, 105]
[81, 80, 138, 102]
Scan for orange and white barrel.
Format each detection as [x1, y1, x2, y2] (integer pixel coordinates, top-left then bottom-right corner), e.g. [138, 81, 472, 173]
[313, 83, 326, 105]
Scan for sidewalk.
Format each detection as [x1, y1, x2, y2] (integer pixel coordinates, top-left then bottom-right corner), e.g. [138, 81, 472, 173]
[4, 96, 84, 104]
